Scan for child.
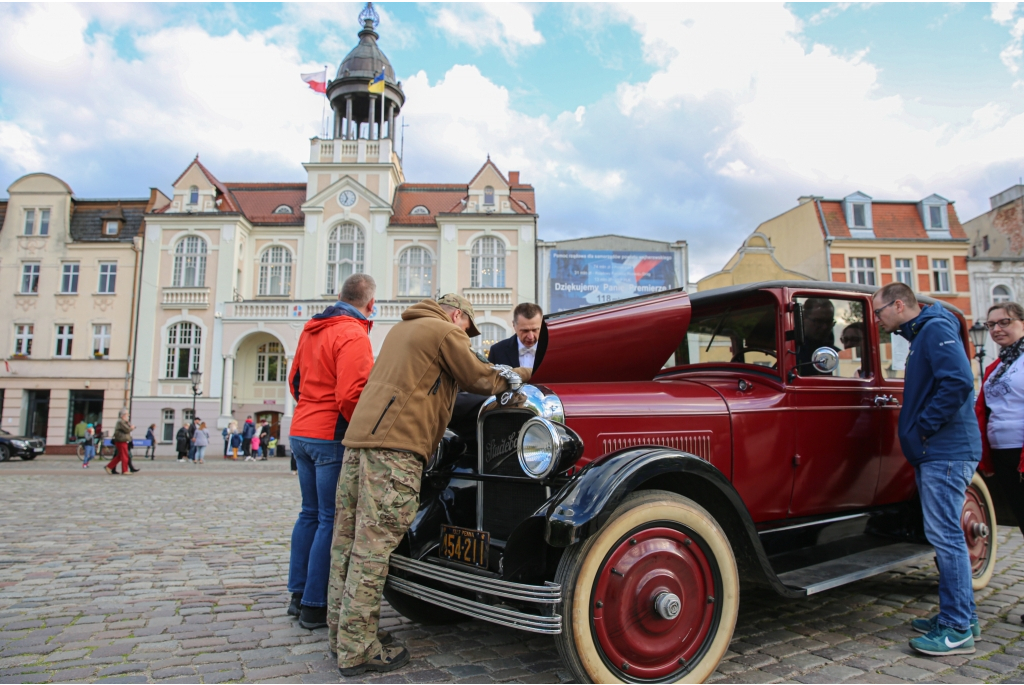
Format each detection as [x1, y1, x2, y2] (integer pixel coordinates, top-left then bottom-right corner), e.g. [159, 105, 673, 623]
[247, 433, 261, 462]
[82, 424, 96, 468]
[267, 437, 277, 458]
[229, 429, 242, 460]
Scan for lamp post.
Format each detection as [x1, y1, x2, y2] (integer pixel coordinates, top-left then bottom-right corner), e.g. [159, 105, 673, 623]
[968, 321, 988, 384]
[190, 369, 203, 419]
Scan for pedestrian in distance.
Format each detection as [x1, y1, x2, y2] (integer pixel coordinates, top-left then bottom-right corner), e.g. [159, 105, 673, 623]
[329, 293, 531, 676]
[104, 409, 135, 476]
[975, 303, 1024, 552]
[259, 420, 271, 461]
[228, 421, 241, 460]
[222, 423, 231, 457]
[175, 422, 190, 462]
[192, 421, 209, 464]
[188, 417, 201, 462]
[241, 415, 255, 457]
[286, 274, 376, 633]
[81, 424, 96, 469]
[144, 424, 157, 460]
[247, 433, 261, 461]
[873, 282, 983, 656]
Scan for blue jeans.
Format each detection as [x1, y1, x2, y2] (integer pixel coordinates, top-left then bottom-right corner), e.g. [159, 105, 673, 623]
[83, 445, 95, 464]
[288, 436, 345, 608]
[915, 460, 979, 632]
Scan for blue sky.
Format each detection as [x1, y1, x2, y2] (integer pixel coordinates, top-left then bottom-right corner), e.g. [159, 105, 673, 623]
[2, 2, 1024, 278]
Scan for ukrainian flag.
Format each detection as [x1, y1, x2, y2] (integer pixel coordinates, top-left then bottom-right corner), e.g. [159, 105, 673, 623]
[368, 68, 385, 94]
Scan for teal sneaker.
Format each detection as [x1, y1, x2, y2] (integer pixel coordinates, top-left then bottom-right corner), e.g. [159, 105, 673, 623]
[909, 625, 976, 656]
[911, 615, 980, 638]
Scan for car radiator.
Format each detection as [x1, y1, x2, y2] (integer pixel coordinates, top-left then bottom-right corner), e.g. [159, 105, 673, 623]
[479, 411, 550, 541]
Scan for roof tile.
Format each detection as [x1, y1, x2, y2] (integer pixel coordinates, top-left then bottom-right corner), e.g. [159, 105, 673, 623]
[819, 200, 965, 240]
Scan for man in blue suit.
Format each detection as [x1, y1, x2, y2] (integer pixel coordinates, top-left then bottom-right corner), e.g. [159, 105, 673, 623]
[488, 303, 543, 370]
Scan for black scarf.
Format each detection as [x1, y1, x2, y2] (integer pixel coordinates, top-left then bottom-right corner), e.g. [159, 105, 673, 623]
[993, 336, 1024, 384]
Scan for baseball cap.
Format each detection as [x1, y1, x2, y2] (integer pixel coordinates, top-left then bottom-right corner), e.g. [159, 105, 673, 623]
[437, 293, 481, 338]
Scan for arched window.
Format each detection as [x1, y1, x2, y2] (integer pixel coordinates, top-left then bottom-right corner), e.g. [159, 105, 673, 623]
[471, 236, 505, 288]
[484, 186, 495, 205]
[172, 236, 207, 287]
[257, 342, 285, 382]
[398, 247, 433, 297]
[326, 224, 364, 294]
[410, 205, 430, 215]
[189, 186, 199, 205]
[273, 205, 293, 214]
[993, 285, 1012, 304]
[259, 246, 292, 296]
[165, 322, 201, 379]
[472, 323, 506, 356]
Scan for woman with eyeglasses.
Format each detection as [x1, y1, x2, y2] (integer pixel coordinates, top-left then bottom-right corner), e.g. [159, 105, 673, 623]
[975, 301, 1024, 545]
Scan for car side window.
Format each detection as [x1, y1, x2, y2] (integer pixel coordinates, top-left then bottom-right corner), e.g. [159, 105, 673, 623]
[794, 297, 871, 379]
[675, 298, 779, 370]
[878, 329, 908, 380]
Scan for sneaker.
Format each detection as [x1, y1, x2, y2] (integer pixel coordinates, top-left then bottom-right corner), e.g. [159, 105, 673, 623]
[338, 646, 410, 677]
[104, 465, 113, 475]
[910, 625, 976, 656]
[298, 604, 327, 629]
[287, 592, 302, 617]
[912, 615, 981, 638]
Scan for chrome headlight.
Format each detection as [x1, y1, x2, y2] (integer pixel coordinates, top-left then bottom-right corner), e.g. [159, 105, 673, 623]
[11, 440, 27, 448]
[517, 417, 583, 480]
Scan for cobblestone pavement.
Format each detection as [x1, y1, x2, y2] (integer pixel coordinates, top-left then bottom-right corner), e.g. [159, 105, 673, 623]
[2, 456, 1024, 684]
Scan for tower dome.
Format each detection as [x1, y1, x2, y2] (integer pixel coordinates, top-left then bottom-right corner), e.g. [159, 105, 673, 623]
[327, 2, 405, 141]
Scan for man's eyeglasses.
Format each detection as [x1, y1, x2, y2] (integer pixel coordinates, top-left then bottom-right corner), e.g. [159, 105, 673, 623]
[984, 318, 1021, 330]
[873, 300, 897, 318]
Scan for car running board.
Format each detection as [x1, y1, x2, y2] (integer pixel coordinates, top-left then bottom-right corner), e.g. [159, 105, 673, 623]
[777, 542, 934, 595]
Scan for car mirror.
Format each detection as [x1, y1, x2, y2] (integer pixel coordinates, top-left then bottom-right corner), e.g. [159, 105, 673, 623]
[811, 347, 839, 374]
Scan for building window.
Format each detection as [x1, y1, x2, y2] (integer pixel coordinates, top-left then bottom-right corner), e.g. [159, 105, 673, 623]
[92, 324, 111, 357]
[398, 247, 433, 297]
[894, 258, 913, 285]
[258, 246, 292, 296]
[98, 262, 117, 293]
[993, 285, 1012, 304]
[471, 237, 506, 288]
[848, 257, 876, 286]
[484, 186, 495, 205]
[21, 263, 40, 294]
[410, 205, 430, 215]
[172, 236, 207, 287]
[183, 408, 194, 425]
[472, 323, 506, 356]
[104, 220, 119, 236]
[326, 224, 364, 294]
[39, 209, 50, 236]
[273, 205, 293, 214]
[852, 204, 866, 228]
[61, 263, 80, 294]
[165, 322, 202, 379]
[256, 342, 285, 382]
[55, 325, 73, 358]
[983, 235, 990, 252]
[14, 325, 33, 356]
[189, 186, 199, 205]
[932, 259, 951, 293]
[161, 409, 175, 442]
[23, 209, 35, 235]
[929, 205, 944, 230]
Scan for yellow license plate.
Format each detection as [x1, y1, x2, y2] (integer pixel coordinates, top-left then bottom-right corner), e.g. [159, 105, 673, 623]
[440, 525, 489, 568]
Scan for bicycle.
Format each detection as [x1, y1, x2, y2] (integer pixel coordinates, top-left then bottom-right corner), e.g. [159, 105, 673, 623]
[76, 436, 115, 461]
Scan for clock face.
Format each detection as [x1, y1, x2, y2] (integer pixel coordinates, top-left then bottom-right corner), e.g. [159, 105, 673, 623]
[339, 190, 356, 207]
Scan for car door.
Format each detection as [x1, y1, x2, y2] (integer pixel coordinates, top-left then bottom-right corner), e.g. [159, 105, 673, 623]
[785, 291, 884, 517]
[873, 325, 913, 504]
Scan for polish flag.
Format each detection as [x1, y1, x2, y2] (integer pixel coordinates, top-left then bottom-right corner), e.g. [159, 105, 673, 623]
[301, 69, 327, 94]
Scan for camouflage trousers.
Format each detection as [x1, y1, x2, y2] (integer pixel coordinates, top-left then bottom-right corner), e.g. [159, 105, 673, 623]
[326, 447, 423, 668]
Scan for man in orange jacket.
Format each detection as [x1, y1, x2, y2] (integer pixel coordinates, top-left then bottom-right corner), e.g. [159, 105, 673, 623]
[286, 273, 376, 630]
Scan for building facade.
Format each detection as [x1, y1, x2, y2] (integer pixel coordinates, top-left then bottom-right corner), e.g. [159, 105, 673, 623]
[0, 173, 168, 450]
[965, 183, 1024, 363]
[132, 15, 538, 454]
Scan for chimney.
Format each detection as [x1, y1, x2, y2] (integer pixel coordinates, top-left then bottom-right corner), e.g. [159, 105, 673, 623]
[508, 171, 520, 186]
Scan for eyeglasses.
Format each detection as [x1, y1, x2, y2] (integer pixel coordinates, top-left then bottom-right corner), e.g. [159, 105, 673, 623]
[984, 318, 1021, 330]
[873, 301, 897, 318]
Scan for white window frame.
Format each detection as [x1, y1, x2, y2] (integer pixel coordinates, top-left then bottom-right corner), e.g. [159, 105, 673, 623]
[161, 409, 176, 442]
[993, 285, 1012, 305]
[61, 262, 80, 294]
[23, 209, 35, 236]
[326, 224, 364, 295]
[189, 186, 199, 205]
[256, 342, 286, 382]
[848, 257, 876, 286]
[471, 236, 506, 288]
[484, 186, 495, 206]
[258, 246, 293, 296]
[398, 247, 433, 297]
[172, 236, 207, 287]
[39, 209, 50, 236]
[21, 263, 40, 294]
[932, 258, 951, 293]
[472, 323, 506, 355]
[104, 220, 119, 236]
[894, 258, 913, 286]
[14, 325, 33, 356]
[852, 204, 867, 228]
[165, 322, 202, 379]
[98, 262, 117, 294]
[183, 408, 195, 424]
[92, 324, 111, 357]
[928, 205, 943, 231]
[54, 324, 73, 358]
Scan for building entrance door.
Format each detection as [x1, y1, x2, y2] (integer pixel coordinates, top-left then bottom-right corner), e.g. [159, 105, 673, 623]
[67, 390, 104, 443]
[25, 390, 50, 439]
[256, 411, 282, 441]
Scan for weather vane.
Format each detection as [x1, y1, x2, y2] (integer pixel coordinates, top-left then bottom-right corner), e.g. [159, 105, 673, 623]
[359, 2, 379, 28]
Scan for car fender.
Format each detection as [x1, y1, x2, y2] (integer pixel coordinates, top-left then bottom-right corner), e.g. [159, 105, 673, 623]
[544, 447, 805, 598]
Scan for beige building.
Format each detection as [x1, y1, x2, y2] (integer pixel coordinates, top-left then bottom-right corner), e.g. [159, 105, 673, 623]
[0, 173, 168, 451]
[132, 14, 538, 454]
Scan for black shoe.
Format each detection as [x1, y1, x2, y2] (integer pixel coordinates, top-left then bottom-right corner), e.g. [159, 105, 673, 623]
[298, 604, 327, 629]
[287, 592, 302, 617]
[338, 646, 409, 677]
[129, 467, 140, 473]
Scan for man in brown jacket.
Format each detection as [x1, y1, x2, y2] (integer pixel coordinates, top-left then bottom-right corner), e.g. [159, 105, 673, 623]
[329, 294, 531, 676]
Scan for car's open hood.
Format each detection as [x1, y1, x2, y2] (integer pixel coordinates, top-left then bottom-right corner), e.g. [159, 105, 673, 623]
[530, 288, 691, 384]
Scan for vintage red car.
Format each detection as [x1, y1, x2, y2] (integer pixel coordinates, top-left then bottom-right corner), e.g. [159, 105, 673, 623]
[383, 281, 997, 683]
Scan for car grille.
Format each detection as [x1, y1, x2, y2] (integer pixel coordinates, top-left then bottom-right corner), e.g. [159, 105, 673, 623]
[480, 411, 549, 541]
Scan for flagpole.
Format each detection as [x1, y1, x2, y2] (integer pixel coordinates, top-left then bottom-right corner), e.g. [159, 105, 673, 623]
[321, 65, 329, 139]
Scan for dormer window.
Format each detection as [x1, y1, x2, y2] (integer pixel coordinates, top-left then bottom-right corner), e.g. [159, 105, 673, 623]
[189, 186, 199, 205]
[484, 186, 494, 205]
[919, 194, 950, 237]
[843, 192, 873, 234]
[273, 205, 293, 214]
[852, 204, 866, 228]
[410, 205, 430, 215]
[104, 220, 120, 236]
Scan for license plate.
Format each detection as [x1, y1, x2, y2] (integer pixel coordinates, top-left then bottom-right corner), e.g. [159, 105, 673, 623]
[32, 448, 43, 453]
[440, 525, 489, 568]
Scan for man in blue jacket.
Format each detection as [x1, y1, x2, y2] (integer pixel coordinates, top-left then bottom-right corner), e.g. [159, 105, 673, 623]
[873, 282, 982, 656]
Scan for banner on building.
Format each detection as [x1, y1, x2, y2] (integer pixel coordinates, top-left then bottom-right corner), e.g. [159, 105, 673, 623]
[549, 250, 678, 313]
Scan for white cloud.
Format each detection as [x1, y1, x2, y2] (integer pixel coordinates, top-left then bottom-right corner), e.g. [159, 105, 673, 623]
[992, 2, 1019, 24]
[426, 3, 543, 59]
[0, 122, 44, 173]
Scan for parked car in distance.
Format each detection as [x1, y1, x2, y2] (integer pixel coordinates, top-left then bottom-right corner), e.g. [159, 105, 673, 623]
[0, 429, 45, 461]
[383, 281, 997, 684]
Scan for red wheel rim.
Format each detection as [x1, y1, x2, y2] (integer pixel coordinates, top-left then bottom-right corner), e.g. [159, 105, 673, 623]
[962, 485, 991, 576]
[591, 526, 719, 680]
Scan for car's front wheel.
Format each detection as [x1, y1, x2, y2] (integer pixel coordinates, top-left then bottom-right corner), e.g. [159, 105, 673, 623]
[554, 490, 739, 683]
[964, 472, 997, 590]
[0, 444, 9, 462]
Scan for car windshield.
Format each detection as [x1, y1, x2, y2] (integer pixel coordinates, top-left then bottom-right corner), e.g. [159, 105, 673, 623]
[670, 296, 779, 371]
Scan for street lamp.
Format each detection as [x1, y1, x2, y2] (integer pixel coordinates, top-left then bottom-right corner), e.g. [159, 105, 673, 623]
[968, 321, 988, 383]
[190, 369, 203, 419]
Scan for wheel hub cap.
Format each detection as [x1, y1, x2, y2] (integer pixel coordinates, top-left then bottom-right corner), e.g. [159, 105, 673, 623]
[654, 592, 681, 620]
[961, 485, 991, 577]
